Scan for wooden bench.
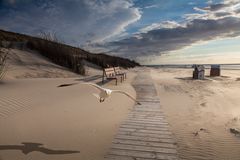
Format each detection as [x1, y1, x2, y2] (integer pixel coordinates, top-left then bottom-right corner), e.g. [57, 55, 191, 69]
[114, 67, 127, 80]
[102, 67, 123, 85]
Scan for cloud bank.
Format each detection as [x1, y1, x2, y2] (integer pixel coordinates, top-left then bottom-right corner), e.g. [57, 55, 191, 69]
[0, 0, 141, 45]
[107, 0, 240, 58]
[1, 0, 240, 61]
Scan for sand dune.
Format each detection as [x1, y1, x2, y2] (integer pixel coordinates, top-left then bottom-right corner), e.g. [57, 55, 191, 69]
[3, 48, 79, 79]
[151, 68, 240, 160]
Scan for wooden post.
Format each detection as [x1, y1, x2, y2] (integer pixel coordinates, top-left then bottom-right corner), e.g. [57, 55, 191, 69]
[102, 69, 105, 84]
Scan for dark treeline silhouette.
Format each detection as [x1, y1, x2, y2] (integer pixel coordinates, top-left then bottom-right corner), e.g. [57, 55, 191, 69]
[0, 29, 140, 75]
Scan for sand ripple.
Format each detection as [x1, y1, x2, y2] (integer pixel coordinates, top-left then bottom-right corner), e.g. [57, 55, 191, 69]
[175, 127, 240, 160]
[0, 96, 32, 118]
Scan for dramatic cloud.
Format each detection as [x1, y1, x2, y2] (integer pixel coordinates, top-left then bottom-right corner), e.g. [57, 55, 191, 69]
[1, 0, 240, 61]
[106, 0, 240, 58]
[0, 0, 141, 46]
[204, 3, 230, 11]
[139, 21, 181, 33]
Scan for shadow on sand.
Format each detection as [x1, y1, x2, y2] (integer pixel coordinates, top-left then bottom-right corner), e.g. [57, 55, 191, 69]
[175, 77, 193, 80]
[75, 75, 107, 86]
[75, 75, 102, 83]
[57, 74, 111, 88]
[175, 77, 213, 81]
[0, 142, 80, 155]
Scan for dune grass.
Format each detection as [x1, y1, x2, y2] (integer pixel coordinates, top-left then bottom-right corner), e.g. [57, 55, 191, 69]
[0, 48, 8, 80]
[0, 29, 140, 75]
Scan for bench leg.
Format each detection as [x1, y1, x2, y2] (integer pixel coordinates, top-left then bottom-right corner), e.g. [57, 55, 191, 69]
[116, 79, 118, 85]
[102, 71, 105, 84]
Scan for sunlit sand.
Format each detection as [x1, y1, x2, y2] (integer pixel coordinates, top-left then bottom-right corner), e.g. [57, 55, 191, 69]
[151, 68, 240, 160]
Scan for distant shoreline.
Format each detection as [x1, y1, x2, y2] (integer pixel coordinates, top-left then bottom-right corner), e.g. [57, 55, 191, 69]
[146, 64, 240, 70]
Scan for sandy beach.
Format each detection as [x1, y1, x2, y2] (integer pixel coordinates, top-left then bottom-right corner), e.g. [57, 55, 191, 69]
[0, 49, 136, 160]
[2, 1, 240, 159]
[1, 49, 240, 160]
[151, 68, 240, 160]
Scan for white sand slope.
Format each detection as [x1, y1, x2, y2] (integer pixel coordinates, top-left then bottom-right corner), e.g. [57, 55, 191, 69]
[3, 48, 79, 79]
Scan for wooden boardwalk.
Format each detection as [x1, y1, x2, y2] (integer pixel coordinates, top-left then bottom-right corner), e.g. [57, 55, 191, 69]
[105, 72, 178, 160]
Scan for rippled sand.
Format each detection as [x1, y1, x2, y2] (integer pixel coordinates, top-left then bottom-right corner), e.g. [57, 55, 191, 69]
[151, 68, 240, 160]
[0, 48, 136, 160]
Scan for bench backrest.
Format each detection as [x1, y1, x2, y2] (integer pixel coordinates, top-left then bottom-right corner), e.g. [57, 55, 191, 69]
[104, 67, 116, 78]
[114, 67, 122, 74]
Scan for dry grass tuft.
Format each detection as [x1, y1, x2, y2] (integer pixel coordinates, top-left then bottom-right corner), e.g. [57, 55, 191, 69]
[0, 48, 8, 80]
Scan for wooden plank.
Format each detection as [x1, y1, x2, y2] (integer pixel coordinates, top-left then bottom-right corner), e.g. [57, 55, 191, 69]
[130, 111, 164, 115]
[104, 68, 115, 72]
[124, 120, 168, 124]
[126, 120, 168, 124]
[118, 131, 173, 139]
[126, 114, 165, 118]
[108, 149, 178, 160]
[132, 109, 163, 112]
[133, 107, 162, 110]
[128, 112, 163, 116]
[137, 100, 161, 103]
[133, 107, 161, 110]
[121, 121, 169, 127]
[126, 118, 166, 122]
[133, 105, 161, 108]
[111, 143, 177, 154]
[127, 115, 165, 119]
[112, 139, 177, 149]
[134, 103, 160, 107]
[115, 135, 175, 144]
[118, 128, 172, 135]
[125, 118, 167, 123]
[105, 155, 136, 160]
[108, 149, 156, 159]
[127, 116, 165, 120]
[128, 112, 164, 115]
[105, 155, 155, 160]
[120, 125, 170, 132]
[121, 122, 169, 128]
[127, 115, 165, 118]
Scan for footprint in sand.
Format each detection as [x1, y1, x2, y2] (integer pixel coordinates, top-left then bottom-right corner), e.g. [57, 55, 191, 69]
[225, 116, 240, 133]
[192, 128, 208, 136]
[200, 102, 207, 107]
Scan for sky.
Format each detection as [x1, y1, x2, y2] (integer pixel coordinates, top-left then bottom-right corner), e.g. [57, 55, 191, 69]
[0, 0, 240, 64]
